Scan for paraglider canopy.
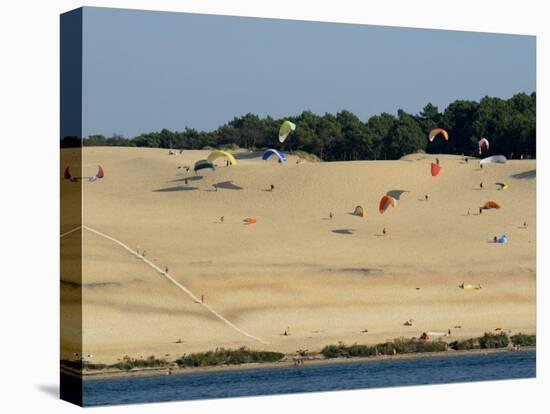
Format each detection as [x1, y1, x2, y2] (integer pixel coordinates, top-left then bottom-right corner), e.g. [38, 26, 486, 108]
[262, 149, 287, 162]
[386, 190, 407, 201]
[428, 128, 449, 142]
[431, 163, 442, 177]
[207, 150, 237, 166]
[496, 182, 509, 191]
[379, 195, 396, 214]
[243, 217, 257, 225]
[482, 201, 501, 210]
[89, 165, 105, 182]
[480, 155, 507, 165]
[194, 160, 216, 172]
[496, 235, 508, 244]
[353, 206, 366, 217]
[279, 120, 296, 143]
[478, 138, 490, 155]
[63, 166, 75, 182]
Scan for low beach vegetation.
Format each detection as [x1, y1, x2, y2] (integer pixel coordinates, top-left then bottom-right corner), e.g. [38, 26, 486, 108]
[175, 347, 285, 368]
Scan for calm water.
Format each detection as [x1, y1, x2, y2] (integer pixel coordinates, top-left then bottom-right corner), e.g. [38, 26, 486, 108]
[82, 351, 535, 406]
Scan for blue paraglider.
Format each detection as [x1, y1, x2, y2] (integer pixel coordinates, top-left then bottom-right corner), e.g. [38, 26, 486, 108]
[262, 149, 287, 163]
[496, 235, 508, 244]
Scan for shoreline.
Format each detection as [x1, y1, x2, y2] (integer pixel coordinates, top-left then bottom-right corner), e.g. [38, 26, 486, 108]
[69, 346, 535, 381]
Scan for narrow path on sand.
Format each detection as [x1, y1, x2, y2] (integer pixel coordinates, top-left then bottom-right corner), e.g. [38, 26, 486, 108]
[61, 225, 268, 345]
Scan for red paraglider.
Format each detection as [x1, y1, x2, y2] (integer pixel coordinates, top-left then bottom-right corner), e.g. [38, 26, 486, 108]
[431, 163, 442, 177]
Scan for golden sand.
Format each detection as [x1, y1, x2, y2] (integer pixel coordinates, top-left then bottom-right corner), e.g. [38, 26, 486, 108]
[61, 147, 535, 363]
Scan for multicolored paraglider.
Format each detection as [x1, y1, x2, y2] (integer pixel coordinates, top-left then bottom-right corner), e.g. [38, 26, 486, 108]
[243, 217, 257, 225]
[478, 138, 490, 155]
[262, 149, 287, 163]
[431, 163, 442, 177]
[480, 155, 507, 165]
[194, 160, 215, 173]
[64, 165, 104, 182]
[379, 195, 397, 214]
[207, 150, 237, 166]
[279, 120, 296, 143]
[482, 201, 501, 210]
[428, 128, 449, 142]
[386, 190, 407, 201]
[496, 182, 509, 191]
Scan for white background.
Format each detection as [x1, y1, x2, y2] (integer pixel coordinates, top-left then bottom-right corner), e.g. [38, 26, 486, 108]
[0, 0, 547, 412]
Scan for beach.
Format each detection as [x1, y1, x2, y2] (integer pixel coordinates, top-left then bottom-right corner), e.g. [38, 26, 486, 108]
[61, 147, 536, 365]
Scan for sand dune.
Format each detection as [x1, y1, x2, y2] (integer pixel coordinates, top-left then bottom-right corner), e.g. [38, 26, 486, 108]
[61, 147, 535, 363]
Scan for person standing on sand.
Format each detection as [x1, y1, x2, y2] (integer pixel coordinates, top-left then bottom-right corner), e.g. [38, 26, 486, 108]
[480, 181, 483, 189]
[184, 178, 188, 185]
[201, 294, 204, 304]
[467, 208, 470, 216]
[425, 194, 429, 201]
[329, 212, 333, 220]
[436, 157, 440, 165]
[213, 184, 218, 192]
[479, 207, 483, 215]
[220, 216, 224, 223]
[382, 227, 386, 236]
[523, 221, 527, 228]
[270, 184, 275, 192]
[165, 266, 169, 274]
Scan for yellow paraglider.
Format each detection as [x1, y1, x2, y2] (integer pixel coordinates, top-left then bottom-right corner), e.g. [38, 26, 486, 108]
[207, 150, 237, 166]
[279, 120, 296, 143]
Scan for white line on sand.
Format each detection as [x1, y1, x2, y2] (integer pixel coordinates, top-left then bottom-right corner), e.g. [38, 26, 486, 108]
[60, 226, 82, 238]
[61, 225, 267, 345]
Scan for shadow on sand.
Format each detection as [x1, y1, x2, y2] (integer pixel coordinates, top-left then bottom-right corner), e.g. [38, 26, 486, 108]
[215, 181, 243, 190]
[153, 186, 198, 192]
[510, 169, 535, 179]
[332, 229, 355, 235]
[170, 176, 203, 183]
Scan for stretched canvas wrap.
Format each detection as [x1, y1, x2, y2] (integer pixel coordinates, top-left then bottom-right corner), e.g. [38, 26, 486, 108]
[60, 7, 536, 407]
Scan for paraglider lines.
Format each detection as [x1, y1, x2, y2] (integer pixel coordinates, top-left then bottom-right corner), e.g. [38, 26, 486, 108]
[61, 225, 268, 345]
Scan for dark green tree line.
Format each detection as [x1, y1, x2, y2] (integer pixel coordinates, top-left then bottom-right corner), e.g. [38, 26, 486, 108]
[82, 92, 535, 160]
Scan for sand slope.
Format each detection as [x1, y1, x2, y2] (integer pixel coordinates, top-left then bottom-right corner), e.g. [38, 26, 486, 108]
[62, 147, 535, 363]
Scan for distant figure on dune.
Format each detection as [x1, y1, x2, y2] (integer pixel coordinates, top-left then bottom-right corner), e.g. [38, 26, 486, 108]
[436, 157, 440, 165]
[201, 295, 204, 304]
[329, 212, 333, 220]
[523, 221, 527, 228]
[185, 166, 190, 172]
[479, 207, 483, 215]
[142, 250, 147, 257]
[184, 179, 188, 185]
[465, 157, 469, 164]
[165, 266, 169, 274]
[213, 184, 218, 192]
[425, 194, 429, 201]
[480, 182, 484, 189]
[382, 227, 386, 236]
[467, 208, 470, 216]
[270, 184, 275, 192]
[220, 216, 224, 223]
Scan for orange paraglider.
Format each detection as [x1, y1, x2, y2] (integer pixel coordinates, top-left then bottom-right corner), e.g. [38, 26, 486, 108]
[428, 128, 449, 142]
[243, 217, 257, 225]
[482, 201, 501, 210]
